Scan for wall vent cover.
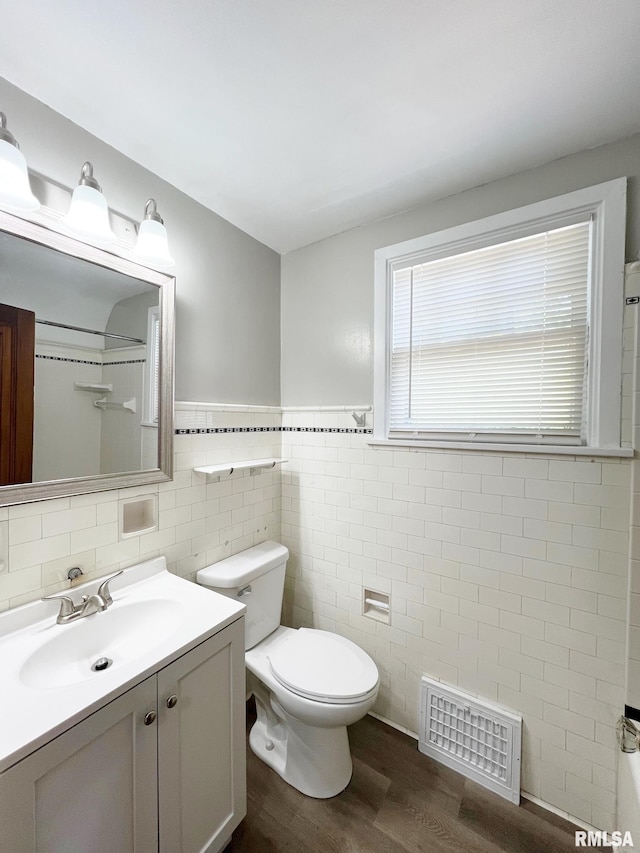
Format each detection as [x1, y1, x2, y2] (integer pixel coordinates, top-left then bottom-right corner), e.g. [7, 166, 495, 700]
[419, 676, 521, 803]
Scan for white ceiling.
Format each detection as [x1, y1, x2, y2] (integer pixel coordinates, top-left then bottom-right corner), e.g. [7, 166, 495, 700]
[1, 0, 640, 254]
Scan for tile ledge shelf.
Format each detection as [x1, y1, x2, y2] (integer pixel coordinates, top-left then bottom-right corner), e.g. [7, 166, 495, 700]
[193, 458, 288, 482]
[175, 401, 281, 414]
[175, 401, 372, 414]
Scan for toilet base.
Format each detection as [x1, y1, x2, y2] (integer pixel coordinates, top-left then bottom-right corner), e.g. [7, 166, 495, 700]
[250, 687, 353, 798]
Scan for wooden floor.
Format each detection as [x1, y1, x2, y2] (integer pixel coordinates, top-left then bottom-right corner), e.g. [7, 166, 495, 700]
[227, 703, 584, 853]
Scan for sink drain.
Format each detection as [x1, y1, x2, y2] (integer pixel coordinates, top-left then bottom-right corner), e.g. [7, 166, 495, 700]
[91, 657, 113, 672]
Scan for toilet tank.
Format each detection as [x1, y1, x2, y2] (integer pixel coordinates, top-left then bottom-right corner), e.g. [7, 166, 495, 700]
[197, 541, 289, 650]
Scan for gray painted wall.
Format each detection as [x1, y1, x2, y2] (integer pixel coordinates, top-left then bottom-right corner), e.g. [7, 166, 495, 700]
[105, 291, 158, 349]
[281, 133, 640, 406]
[0, 76, 281, 405]
[5, 73, 639, 412]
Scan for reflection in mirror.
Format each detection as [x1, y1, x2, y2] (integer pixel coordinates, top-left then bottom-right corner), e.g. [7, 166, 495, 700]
[0, 211, 174, 506]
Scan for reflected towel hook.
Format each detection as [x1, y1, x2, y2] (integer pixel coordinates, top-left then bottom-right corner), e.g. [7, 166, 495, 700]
[94, 397, 137, 413]
[352, 411, 366, 427]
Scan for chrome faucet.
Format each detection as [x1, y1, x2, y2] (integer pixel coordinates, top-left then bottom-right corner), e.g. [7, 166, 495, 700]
[77, 593, 108, 618]
[42, 570, 123, 625]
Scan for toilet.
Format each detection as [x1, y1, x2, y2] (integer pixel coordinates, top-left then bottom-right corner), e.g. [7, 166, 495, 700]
[197, 540, 379, 798]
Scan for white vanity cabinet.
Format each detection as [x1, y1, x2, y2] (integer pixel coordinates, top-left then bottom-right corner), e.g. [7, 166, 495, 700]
[157, 616, 246, 852]
[0, 616, 246, 853]
[0, 676, 159, 852]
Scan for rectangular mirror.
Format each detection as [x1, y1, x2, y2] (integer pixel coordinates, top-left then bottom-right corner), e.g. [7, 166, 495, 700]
[0, 209, 174, 506]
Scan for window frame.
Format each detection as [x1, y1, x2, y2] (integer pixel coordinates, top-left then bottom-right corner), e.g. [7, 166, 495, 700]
[373, 178, 627, 453]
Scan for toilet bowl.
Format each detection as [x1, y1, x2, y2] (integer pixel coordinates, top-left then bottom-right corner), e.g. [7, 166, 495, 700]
[197, 541, 379, 798]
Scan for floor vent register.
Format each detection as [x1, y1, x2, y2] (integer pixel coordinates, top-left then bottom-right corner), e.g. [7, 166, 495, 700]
[419, 676, 522, 804]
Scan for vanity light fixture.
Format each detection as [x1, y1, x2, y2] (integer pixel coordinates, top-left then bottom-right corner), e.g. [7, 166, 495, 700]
[61, 161, 116, 244]
[131, 198, 175, 268]
[0, 112, 40, 212]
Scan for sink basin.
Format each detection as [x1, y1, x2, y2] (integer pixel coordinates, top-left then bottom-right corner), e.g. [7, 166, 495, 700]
[0, 554, 246, 775]
[20, 599, 184, 689]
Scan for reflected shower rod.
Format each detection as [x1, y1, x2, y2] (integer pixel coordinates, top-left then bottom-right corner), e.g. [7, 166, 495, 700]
[36, 318, 145, 344]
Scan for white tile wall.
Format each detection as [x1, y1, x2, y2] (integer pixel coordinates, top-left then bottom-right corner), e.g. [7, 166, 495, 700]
[0, 406, 282, 612]
[280, 410, 631, 829]
[2, 305, 638, 833]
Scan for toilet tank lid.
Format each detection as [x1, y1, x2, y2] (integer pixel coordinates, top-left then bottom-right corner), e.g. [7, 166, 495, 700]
[197, 541, 289, 588]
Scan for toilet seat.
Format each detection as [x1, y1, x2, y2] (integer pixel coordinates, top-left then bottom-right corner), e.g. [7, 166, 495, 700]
[267, 628, 379, 705]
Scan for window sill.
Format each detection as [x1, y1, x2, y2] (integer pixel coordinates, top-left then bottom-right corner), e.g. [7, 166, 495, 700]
[368, 438, 633, 458]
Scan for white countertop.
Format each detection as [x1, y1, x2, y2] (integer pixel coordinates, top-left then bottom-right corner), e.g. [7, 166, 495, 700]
[0, 557, 244, 773]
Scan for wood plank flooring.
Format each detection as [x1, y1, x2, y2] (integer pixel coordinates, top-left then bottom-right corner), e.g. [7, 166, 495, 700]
[226, 703, 585, 853]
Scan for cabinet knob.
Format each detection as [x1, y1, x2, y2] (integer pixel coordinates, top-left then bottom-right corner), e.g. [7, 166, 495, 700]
[166, 694, 178, 709]
[144, 710, 157, 726]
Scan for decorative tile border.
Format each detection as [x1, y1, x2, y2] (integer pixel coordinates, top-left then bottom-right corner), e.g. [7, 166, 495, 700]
[283, 426, 373, 433]
[176, 426, 281, 434]
[36, 354, 102, 366]
[173, 402, 373, 435]
[175, 426, 373, 435]
[36, 354, 146, 366]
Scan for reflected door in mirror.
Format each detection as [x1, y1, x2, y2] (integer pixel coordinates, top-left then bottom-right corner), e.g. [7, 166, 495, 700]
[0, 303, 34, 485]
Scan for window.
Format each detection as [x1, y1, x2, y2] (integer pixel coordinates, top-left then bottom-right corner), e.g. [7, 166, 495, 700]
[374, 179, 627, 451]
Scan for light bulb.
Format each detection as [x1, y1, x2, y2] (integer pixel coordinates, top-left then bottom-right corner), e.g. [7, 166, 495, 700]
[60, 162, 115, 244]
[131, 199, 174, 268]
[0, 113, 39, 212]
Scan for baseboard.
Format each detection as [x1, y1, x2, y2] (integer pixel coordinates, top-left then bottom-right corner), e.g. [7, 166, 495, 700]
[367, 710, 419, 741]
[520, 793, 600, 833]
[366, 711, 599, 834]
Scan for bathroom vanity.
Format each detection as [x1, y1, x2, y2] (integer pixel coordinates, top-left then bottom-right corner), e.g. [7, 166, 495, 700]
[0, 558, 246, 853]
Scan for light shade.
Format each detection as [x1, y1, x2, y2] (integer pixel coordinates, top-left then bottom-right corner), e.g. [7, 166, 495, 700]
[0, 112, 39, 212]
[131, 199, 174, 268]
[61, 162, 115, 244]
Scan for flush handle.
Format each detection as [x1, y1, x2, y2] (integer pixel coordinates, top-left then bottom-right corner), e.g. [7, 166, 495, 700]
[237, 585, 252, 597]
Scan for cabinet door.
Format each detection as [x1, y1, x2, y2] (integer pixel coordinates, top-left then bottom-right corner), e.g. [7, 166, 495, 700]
[0, 677, 158, 853]
[157, 618, 246, 853]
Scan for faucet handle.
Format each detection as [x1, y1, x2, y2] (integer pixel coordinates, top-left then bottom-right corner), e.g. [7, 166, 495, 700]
[96, 570, 124, 607]
[42, 594, 76, 620]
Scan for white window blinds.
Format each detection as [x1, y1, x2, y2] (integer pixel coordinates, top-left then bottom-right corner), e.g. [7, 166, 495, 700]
[389, 220, 592, 441]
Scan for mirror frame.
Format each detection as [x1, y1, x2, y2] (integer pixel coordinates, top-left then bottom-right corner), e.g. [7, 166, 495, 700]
[0, 208, 175, 506]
